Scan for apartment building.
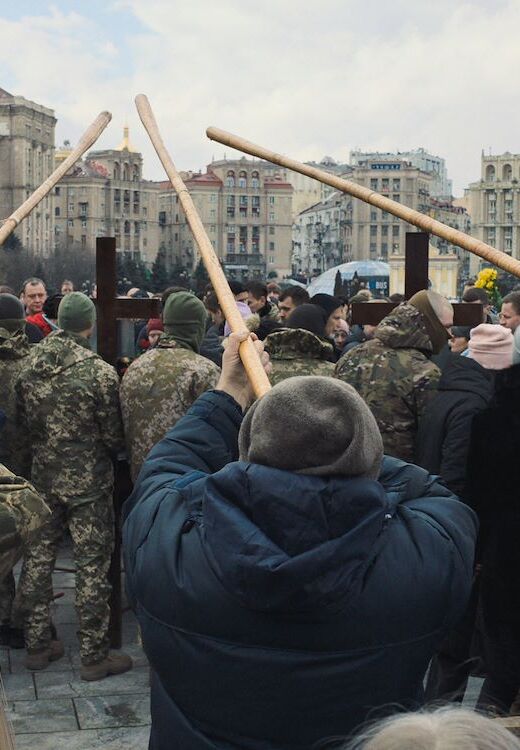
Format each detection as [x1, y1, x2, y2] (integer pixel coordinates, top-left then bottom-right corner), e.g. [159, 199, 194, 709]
[53, 127, 161, 263]
[350, 147, 452, 198]
[159, 157, 293, 278]
[466, 151, 520, 276]
[0, 87, 56, 255]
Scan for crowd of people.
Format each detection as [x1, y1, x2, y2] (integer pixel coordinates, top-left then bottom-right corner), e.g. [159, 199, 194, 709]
[0, 271, 520, 748]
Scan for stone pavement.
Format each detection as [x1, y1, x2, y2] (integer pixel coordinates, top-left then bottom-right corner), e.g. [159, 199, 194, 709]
[2, 543, 151, 750]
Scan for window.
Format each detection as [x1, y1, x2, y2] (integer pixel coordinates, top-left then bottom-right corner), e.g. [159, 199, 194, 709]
[381, 242, 388, 257]
[382, 211, 389, 222]
[269, 212, 275, 221]
[79, 202, 87, 217]
[382, 225, 388, 237]
[392, 194, 400, 202]
[238, 171, 247, 188]
[228, 225, 236, 234]
[227, 235, 236, 252]
[68, 203, 74, 213]
[81, 235, 86, 247]
[370, 210, 378, 221]
[55, 186, 60, 196]
[81, 219, 87, 229]
[268, 255, 275, 263]
[370, 225, 377, 237]
[392, 179, 401, 190]
[369, 242, 377, 255]
[226, 170, 235, 188]
[370, 178, 378, 190]
[381, 178, 389, 191]
[210, 209, 216, 219]
[269, 196, 275, 205]
[210, 193, 217, 203]
[239, 226, 247, 252]
[134, 221, 140, 235]
[392, 225, 399, 238]
[251, 171, 260, 188]
[251, 195, 260, 216]
[159, 211, 166, 226]
[269, 242, 275, 252]
[269, 226, 275, 235]
[68, 219, 73, 227]
[55, 207, 60, 217]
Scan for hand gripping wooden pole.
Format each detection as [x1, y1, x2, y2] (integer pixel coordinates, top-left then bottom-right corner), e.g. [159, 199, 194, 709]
[135, 95, 271, 399]
[0, 111, 112, 246]
[206, 127, 520, 280]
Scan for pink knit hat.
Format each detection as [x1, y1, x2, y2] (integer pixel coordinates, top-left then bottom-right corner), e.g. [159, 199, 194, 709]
[468, 323, 513, 370]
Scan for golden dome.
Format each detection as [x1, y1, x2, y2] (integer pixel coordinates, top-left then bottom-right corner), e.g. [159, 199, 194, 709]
[115, 125, 138, 153]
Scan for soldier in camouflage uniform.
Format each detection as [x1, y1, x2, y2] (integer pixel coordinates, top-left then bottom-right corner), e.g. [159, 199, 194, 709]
[264, 303, 335, 385]
[0, 294, 32, 646]
[121, 291, 220, 482]
[0, 465, 50, 582]
[335, 291, 453, 462]
[15, 293, 132, 679]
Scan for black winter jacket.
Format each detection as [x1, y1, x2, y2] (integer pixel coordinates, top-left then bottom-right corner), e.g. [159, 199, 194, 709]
[416, 354, 495, 498]
[123, 391, 477, 750]
[467, 364, 520, 651]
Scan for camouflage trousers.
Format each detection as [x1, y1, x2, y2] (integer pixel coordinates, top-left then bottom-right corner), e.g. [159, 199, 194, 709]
[0, 571, 15, 623]
[16, 492, 114, 665]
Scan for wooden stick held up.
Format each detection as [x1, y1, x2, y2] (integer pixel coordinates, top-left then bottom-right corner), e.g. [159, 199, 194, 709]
[0, 111, 112, 247]
[206, 127, 520, 280]
[135, 95, 271, 399]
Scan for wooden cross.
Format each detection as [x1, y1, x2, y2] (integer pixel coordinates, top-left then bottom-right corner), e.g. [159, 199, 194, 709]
[351, 232, 483, 326]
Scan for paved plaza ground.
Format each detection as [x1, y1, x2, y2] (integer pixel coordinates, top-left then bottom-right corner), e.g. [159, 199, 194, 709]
[2, 544, 151, 750]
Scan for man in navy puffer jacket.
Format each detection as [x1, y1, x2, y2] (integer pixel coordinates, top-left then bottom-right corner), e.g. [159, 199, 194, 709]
[123, 332, 477, 750]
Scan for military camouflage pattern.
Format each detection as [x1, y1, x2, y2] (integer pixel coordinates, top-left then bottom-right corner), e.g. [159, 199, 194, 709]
[19, 490, 113, 663]
[0, 326, 31, 477]
[264, 328, 336, 385]
[14, 329, 123, 662]
[15, 329, 124, 497]
[335, 304, 441, 462]
[120, 333, 220, 481]
[0, 326, 32, 623]
[0, 465, 50, 581]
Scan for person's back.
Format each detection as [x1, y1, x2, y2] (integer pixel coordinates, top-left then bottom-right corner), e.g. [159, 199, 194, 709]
[415, 354, 494, 498]
[0, 295, 32, 476]
[120, 291, 220, 481]
[335, 293, 451, 462]
[265, 303, 335, 384]
[265, 328, 335, 384]
[123, 335, 477, 749]
[16, 328, 121, 495]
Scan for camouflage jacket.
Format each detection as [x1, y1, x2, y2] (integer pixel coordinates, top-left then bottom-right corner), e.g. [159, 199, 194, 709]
[0, 327, 31, 476]
[15, 330, 124, 499]
[0, 464, 50, 580]
[265, 328, 336, 385]
[335, 304, 441, 462]
[120, 334, 221, 481]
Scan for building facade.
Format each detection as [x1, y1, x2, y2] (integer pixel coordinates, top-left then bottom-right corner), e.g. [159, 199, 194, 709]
[53, 128, 161, 263]
[350, 147, 452, 198]
[466, 151, 520, 276]
[159, 157, 294, 278]
[0, 87, 56, 255]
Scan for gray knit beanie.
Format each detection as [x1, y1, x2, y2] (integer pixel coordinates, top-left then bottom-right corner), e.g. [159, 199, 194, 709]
[0, 293, 25, 332]
[57, 292, 96, 333]
[238, 376, 383, 479]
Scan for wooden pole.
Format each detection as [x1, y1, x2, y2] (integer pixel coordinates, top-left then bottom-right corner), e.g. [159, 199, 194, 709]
[0, 111, 112, 246]
[206, 127, 520, 280]
[135, 94, 271, 398]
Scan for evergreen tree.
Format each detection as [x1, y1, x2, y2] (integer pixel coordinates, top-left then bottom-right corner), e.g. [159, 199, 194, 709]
[151, 249, 169, 292]
[191, 258, 209, 295]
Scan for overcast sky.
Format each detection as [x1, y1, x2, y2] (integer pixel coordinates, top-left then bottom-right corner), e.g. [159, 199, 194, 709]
[1, 0, 518, 194]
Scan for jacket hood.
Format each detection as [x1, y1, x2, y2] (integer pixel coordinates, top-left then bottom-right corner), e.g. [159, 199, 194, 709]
[439, 354, 495, 400]
[0, 327, 31, 360]
[264, 328, 334, 361]
[375, 303, 433, 353]
[199, 462, 393, 614]
[25, 329, 95, 379]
